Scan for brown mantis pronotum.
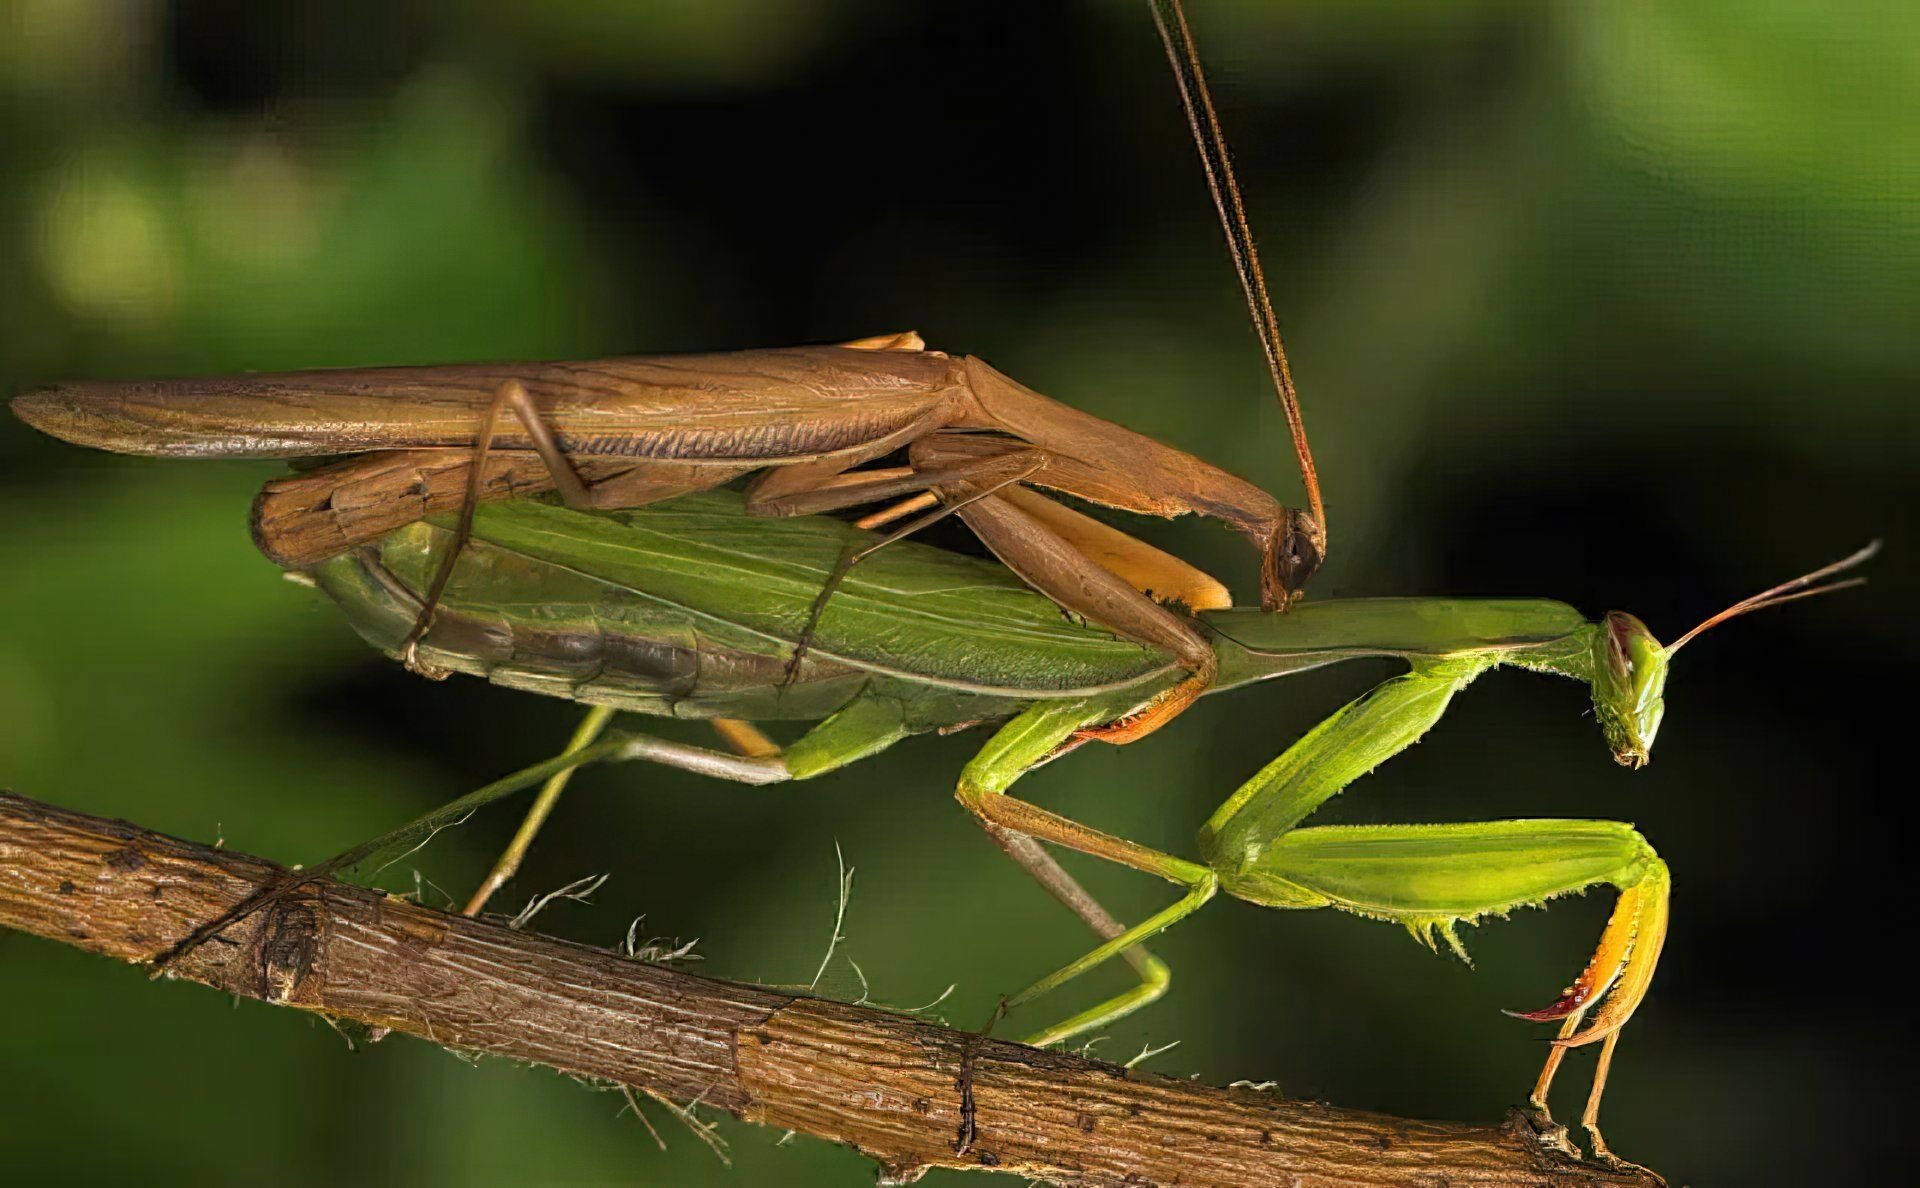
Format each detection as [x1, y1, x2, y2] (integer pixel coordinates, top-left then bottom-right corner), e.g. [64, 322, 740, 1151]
[14, 2, 1318, 749]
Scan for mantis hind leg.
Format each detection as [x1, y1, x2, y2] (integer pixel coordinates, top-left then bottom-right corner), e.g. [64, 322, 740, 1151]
[460, 712, 782, 917]
[1227, 818, 1671, 1165]
[149, 696, 911, 977]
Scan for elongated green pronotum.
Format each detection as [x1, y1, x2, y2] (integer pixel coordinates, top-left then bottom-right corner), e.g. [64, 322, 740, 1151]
[178, 489, 1866, 1169]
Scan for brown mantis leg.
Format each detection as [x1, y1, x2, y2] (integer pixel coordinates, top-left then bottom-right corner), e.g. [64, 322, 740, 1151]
[760, 431, 1231, 724]
[746, 467, 936, 529]
[979, 484, 1230, 614]
[857, 493, 941, 529]
[949, 489, 1219, 745]
[912, 430, 1231, 608]
[746, 454, 1039, 519]
[400, 379, 591, 673]
[779, 451, 1052, 680]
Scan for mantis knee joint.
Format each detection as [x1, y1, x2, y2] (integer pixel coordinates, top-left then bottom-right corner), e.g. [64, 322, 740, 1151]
[955, 776, 989, 814]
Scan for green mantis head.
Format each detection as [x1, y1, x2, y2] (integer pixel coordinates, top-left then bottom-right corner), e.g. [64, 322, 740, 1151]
[1591, 613, 1667, 768]
[1592, 542, 1879, 769]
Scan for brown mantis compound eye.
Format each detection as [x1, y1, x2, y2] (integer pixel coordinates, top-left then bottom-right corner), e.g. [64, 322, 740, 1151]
[1262, 510, 1324, 610]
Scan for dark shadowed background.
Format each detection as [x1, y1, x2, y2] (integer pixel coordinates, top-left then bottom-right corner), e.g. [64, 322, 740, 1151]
[2, 1, 1913, 1184]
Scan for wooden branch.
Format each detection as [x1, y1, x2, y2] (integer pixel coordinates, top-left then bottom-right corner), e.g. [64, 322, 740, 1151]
[0, 790, 1659, 1186]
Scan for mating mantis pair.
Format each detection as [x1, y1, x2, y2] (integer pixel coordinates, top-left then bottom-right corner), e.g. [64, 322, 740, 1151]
[13, 4, 1319, 750]
[5, 0, 1874, 1173]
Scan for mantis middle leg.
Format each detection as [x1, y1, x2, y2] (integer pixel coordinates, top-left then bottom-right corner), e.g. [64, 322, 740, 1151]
[152, 691, 1175, 1046]
[953, 701, 1222, 1045]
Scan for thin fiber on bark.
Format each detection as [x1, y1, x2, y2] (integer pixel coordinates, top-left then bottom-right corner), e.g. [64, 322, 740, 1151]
[0, 791, 1660, 1186]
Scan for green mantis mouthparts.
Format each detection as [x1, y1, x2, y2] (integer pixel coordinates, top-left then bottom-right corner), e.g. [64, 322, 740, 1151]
[272, 489, 1873, 1164]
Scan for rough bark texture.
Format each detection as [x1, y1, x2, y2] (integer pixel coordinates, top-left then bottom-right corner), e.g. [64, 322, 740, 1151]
[0, 790, 1660, 1186]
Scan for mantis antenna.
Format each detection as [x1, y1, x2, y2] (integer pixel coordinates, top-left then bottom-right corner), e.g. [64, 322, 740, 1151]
[1665, 540, 1880, 655]
[1148, 0, 1327, 571]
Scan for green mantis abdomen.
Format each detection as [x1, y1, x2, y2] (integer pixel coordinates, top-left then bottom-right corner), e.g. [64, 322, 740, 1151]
[310, 520, 874, 722]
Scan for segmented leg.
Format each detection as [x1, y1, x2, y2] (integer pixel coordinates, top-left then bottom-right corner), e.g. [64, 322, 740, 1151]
[1515, 857, 1671, 1175]
[461, 712, 783, 917]
[400, 379, 596, 674]
[981, 825, 1171, 1009]
[856, 492, 940, 529]
[779, 450, 1050, 682]
[462, 704, 618, 917]
[943, 487, 1220, 745]
[1216, 816, 1671, 1168]
[149, 696, 913, 977]
[955, 702, 1220, 1045]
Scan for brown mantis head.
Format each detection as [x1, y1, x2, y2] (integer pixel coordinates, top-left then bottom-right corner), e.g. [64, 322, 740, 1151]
[1154, 0, 1328, 611]
[1262, 508, 1326, 611]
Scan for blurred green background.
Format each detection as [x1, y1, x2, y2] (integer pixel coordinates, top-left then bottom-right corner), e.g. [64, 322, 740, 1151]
[2, 1, 1913, 1184]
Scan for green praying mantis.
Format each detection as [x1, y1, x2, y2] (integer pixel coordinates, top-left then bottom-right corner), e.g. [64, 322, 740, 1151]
[204, 489, 1866, 1173]
[5, 0, 1879, 1174]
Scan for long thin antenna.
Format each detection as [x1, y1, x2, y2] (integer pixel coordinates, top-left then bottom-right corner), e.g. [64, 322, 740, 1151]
[1665, 541, 1880, 655]
[1148, 0, 1325, 553]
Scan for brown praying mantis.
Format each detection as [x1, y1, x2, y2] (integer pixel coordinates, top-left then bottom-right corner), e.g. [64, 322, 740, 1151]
[13, 2, 1319, 748]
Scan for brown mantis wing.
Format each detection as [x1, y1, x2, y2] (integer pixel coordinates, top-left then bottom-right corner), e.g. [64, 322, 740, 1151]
[12, 345, 968, 460]
[16, 341, 1293, 577]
